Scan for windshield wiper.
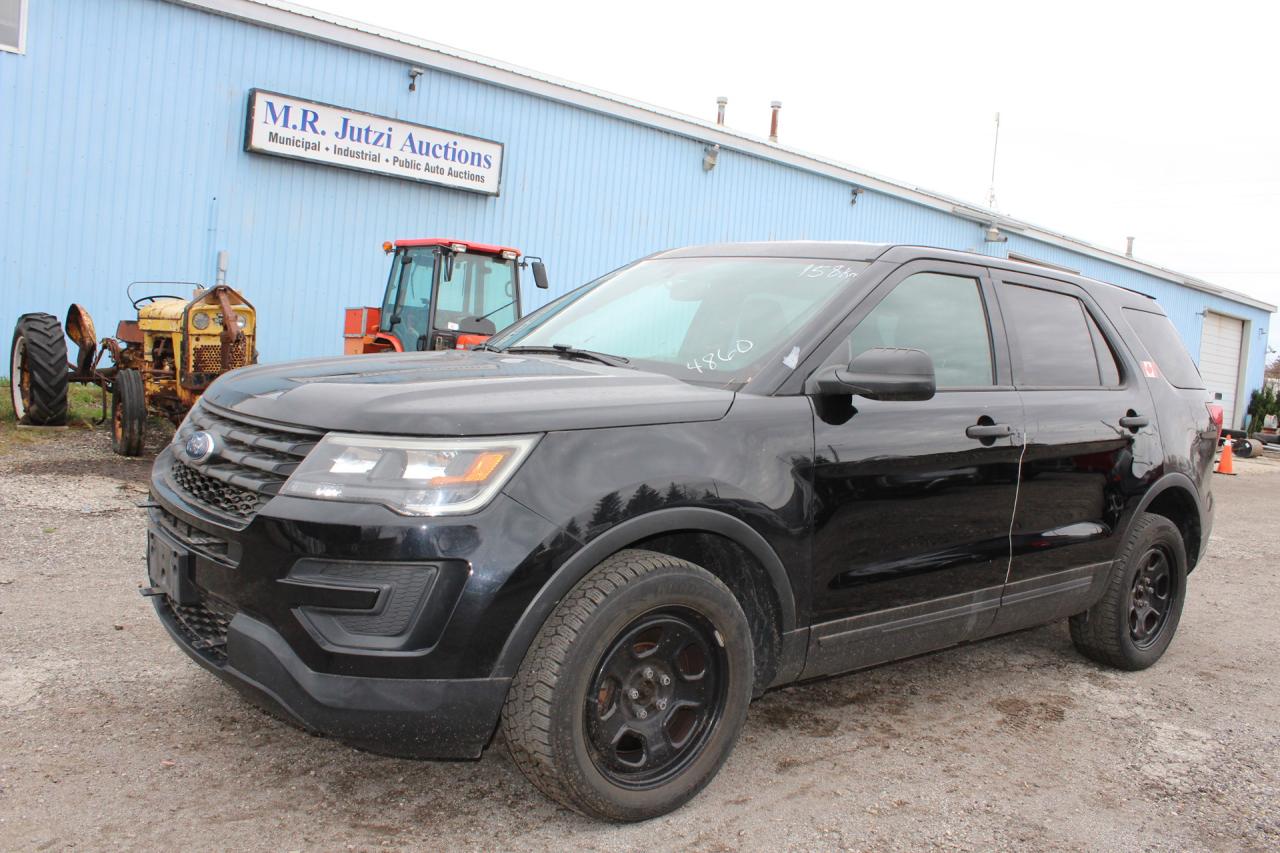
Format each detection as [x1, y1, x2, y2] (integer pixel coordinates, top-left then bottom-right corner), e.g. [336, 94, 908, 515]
[505, 344, 631, 367]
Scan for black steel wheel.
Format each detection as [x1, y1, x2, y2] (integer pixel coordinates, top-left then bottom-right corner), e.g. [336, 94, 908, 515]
[1070, 512, 1187, 670]
[110, 368, 146, 456]
[503, 549, 753, 822]
[9, 313, 69, 426]
[1127, 544, 1175, 649]
[584, 607, 729, 789]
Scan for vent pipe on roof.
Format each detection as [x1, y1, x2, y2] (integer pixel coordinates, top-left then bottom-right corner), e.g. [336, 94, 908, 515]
[716, 96, 727, 126]
[769, 101, 781, 142]
[1125, 236, 1135, 258]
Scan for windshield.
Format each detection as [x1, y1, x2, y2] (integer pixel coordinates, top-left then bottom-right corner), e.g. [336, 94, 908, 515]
[491, 256, 869, 386]
[380, 249, 436, 349]
[436, 253, 519, 335]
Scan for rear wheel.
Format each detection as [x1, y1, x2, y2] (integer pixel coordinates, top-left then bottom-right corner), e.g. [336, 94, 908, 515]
[502, 549, 754, 821]
[1070, 513, 1187, 670]
[110, 369, 146, 456]
[9, 313, 69, 425]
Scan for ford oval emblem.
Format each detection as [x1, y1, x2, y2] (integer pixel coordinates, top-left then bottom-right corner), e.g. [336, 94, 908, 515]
[185, 430, 217, 463]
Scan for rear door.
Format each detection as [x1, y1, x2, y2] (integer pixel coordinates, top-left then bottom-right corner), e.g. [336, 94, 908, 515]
[802, 260, 1025, 677]
[988, 271, 1162, 634]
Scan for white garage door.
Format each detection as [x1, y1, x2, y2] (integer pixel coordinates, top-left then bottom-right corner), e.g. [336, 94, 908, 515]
[1199, 312, 1244, 428]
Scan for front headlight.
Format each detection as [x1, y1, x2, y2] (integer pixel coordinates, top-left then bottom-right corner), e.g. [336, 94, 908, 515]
[192, 311, 211, 330]
[280, 433, 539, 516]
[235, 312, 248, 330]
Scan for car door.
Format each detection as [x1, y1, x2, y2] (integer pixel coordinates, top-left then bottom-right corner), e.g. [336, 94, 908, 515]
[984, 271, 1163, 635]
[800, 260, 1026, 678]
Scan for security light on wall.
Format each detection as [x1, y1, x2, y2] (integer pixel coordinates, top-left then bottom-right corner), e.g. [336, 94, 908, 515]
[984, 223, 1007, 243]
[408, 67, 425, 92]
[703, 144, 720, 172]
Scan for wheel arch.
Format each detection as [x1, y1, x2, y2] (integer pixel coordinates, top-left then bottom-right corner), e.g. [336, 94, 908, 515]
[492, 507, 798, 690]
[1129, 473, 1206, 571]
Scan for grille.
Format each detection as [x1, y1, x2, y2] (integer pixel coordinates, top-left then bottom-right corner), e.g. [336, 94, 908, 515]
[171, 461, 267, 519]
[167, 403, 320, 523]
[170, 595, 237, 661]
[192, 339, 249, 373]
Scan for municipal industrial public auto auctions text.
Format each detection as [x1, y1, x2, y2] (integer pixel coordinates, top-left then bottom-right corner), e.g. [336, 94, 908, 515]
[260, 98, 492, 186]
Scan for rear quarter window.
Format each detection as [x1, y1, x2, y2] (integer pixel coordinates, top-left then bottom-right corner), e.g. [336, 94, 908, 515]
[1122, 308, 1204, 390]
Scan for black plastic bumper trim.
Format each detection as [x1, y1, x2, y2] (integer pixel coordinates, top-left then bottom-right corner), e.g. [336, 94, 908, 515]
[151, 597, 509, 759]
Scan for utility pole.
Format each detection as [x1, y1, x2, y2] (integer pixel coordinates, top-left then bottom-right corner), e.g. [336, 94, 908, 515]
[987, 112, 1001, 210]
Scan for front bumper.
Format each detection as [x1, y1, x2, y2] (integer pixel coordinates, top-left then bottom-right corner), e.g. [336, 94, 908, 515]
[145, 435, 562, 758]
[151, 592, 508, 758]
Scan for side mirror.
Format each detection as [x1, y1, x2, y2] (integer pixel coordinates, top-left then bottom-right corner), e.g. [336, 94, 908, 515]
[531, 260, 549, 290]
[805, 347, 936, 401]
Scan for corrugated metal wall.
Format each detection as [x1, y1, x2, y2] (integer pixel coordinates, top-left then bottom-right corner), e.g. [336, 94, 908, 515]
[1, 0, 1270, 424]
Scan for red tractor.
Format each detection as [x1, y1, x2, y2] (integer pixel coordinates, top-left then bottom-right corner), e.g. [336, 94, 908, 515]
[345, 238, 547, 354]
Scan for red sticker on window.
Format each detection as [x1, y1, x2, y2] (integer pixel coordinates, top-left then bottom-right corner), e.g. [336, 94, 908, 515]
[1141, 360, 1159, 378]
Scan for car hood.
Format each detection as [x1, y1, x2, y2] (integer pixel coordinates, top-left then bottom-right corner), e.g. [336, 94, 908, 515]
[202, 350, 736, 435]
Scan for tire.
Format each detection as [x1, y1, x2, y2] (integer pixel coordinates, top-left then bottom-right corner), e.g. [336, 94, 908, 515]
[1069, 513, 1187, 670]
[9, 313, 69, 425]
[502, 549, 754, 822]
[110, 368, 146, 456]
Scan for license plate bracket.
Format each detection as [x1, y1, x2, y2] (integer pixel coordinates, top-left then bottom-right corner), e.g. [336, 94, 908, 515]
[147, 530, 198, 606]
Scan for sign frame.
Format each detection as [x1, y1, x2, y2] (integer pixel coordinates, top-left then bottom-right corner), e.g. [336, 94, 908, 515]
[242, 88, 505, 197]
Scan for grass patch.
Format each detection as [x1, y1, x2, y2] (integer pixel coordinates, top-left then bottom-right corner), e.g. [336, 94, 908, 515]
[0, 378, 107, 454]
[0, 378, 104, 425]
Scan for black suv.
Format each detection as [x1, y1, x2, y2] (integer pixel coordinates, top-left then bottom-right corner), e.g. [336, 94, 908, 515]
[146, 243, 1218, 820]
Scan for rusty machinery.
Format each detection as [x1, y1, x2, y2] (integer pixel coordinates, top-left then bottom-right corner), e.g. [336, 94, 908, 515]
[9, 283, 256, 456]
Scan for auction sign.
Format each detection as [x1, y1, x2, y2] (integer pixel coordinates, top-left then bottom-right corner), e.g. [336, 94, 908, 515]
[244, 89, 503, 196]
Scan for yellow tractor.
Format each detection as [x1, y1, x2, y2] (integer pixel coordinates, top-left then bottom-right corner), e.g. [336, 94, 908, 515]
[9, 283, 257, 456]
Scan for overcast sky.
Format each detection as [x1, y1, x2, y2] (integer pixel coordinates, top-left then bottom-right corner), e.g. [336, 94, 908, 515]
[302, 0, 1280, 352]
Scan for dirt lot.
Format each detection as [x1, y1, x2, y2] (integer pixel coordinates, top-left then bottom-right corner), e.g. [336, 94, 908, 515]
[1, 425, 1277, 851]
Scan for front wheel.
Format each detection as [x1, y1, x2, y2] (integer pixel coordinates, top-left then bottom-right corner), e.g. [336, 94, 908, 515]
[502, 550, 754, 822]
[110, 369, 146, 456]
[1070, 513, 1187, 670]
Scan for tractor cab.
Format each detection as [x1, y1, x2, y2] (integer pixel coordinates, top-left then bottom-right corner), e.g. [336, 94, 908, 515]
[345, 239, 547, 354]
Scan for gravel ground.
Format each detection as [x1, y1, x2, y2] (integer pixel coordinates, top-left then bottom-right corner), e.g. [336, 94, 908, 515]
[1, 427, 1277, 851]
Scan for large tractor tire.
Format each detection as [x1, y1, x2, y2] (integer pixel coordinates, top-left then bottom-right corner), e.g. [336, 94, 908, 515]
[110, 369, 146, 457]
[10, 313, 69, 426]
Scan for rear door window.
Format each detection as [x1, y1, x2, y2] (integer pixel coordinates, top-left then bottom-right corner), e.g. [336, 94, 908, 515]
[1000, 283, 1118, 387]
[1122, 308, 1204, 389]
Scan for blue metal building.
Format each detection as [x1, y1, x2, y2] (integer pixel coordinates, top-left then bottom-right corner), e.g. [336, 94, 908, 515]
[2, 0, 1273, 427]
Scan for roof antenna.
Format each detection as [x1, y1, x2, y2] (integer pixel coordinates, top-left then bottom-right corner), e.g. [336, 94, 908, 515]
[986, 112, 1001, 210]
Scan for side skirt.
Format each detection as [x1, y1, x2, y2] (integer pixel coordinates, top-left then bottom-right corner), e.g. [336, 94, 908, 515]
[798, 562, 1113, 681]
[978, 562, 1113, 639]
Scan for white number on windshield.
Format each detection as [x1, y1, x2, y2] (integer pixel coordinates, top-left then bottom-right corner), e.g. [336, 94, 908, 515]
[797, 263, 859, 280]
[687, 339, 754, 373]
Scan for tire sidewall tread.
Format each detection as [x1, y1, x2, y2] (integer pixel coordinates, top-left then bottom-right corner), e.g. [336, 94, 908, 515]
[1070, 513, 1187, 671]
[110, 368, 146, 456]
[10, 313, 69, 426]
[502, 549, 754, 822]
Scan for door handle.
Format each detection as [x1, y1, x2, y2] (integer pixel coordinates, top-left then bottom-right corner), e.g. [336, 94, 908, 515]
[965, 423, 1014, 439]
[1118, 414, 1150, 431]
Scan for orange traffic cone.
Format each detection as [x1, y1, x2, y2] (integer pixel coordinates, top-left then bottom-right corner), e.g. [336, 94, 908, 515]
[1215, 435, 1236, 476]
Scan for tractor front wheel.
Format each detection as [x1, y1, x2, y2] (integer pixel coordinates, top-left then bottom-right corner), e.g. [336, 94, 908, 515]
[10, 313, 69, 426]
[111, 369, 146, 456]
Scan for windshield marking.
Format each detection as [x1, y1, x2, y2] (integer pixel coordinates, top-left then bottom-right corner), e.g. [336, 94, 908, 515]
[686, 339, 753, 374]
[798, 263, 861, 280]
